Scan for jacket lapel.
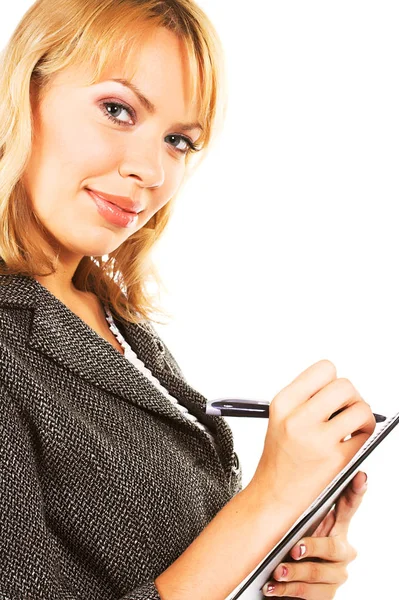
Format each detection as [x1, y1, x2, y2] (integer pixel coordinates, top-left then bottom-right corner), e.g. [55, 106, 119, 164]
[0, 272, 235, 478]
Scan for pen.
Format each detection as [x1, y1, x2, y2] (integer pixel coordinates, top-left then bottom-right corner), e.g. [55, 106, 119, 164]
[205, 398, 386, 423]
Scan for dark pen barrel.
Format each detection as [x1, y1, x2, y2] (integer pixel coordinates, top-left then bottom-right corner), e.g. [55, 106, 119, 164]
[205, 399, 386, 422]
[329, 408, 386, 423]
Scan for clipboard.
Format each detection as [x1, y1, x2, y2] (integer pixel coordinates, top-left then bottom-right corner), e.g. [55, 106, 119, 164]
[226, 409, 399, 600]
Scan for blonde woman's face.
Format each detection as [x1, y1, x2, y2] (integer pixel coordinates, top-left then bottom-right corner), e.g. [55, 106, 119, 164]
[23, 27, 201, 259]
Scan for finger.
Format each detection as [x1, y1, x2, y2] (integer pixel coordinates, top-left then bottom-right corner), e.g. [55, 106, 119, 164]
[290, 536, 356, 563]
[263, 580, 339, 598]
[274, 359, 337, 416]
[332, 472, 368, 535]
[272, 559, 345, 585]
[328, 399, 376, 438]
[302, 377, 363, 425]
[312, 509, 336, 537]
[351, 471, 368, 493]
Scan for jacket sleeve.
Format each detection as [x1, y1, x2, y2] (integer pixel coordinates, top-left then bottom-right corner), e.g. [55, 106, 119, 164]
[0, 387, 163, 600]
[120, 582, 162, 599]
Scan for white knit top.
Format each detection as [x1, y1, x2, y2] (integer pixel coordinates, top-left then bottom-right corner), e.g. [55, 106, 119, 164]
[103, 305, 217, 445]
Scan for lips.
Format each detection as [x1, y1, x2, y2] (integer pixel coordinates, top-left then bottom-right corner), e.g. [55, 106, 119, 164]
[86, 188, 143, 214]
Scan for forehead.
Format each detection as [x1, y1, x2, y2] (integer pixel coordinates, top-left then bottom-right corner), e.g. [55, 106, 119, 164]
[47, 27, 201, 118]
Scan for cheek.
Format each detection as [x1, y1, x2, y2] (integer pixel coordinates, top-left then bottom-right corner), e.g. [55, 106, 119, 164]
[45, 117, 117, 179]
[148, 165, 185, 218]
[24, 100, 187, 223]
[25, 115, 118, 210]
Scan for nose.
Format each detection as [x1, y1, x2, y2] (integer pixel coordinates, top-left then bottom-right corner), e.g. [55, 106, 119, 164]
[118, 143, 165, 189]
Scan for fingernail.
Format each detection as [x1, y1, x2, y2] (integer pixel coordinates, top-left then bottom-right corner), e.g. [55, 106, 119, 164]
[276, 565, 288, 580]
[293, 543, 306, 559]
[359, 473, 368, 492]
[264, 582, 276, 595]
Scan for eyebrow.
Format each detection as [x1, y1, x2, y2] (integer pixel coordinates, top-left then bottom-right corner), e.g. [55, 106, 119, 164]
[107, 78, 203, 132]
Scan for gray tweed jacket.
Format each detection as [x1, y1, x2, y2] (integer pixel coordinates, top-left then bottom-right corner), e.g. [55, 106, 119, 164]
[0, 270, 242, 600]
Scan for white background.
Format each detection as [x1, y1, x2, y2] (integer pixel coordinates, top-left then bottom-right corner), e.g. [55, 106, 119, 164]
[2, 2, 398, 599]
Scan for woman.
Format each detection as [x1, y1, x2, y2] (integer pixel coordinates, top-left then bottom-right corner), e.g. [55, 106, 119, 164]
[0, 1, 373, 599]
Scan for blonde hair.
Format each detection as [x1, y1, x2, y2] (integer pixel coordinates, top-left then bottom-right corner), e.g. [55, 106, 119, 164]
[0, 0, 228, 325]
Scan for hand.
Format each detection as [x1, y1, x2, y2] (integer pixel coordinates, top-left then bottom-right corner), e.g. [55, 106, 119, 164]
[252, 360, 375, 520]
[261, 471, 368, 599]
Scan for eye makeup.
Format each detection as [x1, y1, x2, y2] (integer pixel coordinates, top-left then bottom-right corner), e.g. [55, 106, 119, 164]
[97, 96, 201, 155]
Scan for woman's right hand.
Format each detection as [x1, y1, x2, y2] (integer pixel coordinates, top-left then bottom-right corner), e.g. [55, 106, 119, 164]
[250, 359, 376, 511]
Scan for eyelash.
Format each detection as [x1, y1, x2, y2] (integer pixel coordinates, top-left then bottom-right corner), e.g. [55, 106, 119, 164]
[99, 100, 201, 155]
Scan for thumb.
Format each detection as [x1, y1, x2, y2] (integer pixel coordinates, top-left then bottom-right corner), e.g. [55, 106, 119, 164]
[332, 472, 368, 534]
[352, 471, 368, 494]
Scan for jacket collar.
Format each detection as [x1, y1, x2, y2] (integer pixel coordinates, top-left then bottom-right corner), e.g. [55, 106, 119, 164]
[0, 271, 235, 479]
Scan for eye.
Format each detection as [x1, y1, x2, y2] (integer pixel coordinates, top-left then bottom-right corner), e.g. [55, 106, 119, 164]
[100, 101, 135, 126]
[99, 101, 202, 155]
[165, 134, 199, 155]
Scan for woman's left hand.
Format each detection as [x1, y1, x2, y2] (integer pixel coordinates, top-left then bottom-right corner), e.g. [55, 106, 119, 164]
[262, 471, 368, 599]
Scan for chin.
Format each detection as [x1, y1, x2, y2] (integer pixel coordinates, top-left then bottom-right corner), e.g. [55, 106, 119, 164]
[60, 234, 127, 260]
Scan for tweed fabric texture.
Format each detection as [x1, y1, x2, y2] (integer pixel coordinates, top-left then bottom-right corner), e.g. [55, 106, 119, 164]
[103, 305, 217, 443]
[0, 270, 242, 600]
